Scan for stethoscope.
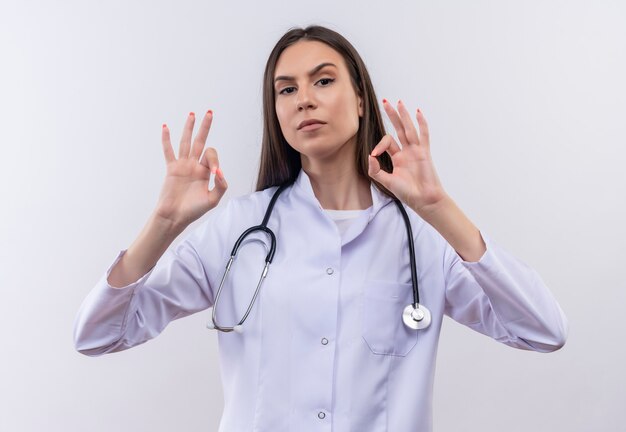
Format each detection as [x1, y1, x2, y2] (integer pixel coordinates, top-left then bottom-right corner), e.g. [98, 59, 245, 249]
[206, 182, 431, 333]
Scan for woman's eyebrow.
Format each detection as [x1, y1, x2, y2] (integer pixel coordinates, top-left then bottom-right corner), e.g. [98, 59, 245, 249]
[274, 62, 337, 84]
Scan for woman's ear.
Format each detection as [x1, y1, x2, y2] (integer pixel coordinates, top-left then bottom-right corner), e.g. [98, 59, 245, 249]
[358, 94, 364, 117]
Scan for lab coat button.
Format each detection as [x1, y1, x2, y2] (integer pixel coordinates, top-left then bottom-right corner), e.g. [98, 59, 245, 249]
[321, 337, 329, 345]
[326, 267, 334, 275]
[318, 411, 326, 419]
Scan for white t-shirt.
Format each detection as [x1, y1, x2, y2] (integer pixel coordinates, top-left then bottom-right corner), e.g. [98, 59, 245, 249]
[324, 207, 372, 237]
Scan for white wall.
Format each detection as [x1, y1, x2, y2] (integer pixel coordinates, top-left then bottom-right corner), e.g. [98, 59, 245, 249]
[1, 0, 624, 430]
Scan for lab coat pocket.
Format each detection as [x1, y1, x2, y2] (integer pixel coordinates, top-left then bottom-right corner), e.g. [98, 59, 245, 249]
[361, 280, 417, 356]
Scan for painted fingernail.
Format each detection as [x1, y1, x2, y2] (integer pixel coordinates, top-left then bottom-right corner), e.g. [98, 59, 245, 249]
[207, 109, 213, 115]
[417, 108, 422, 114]
[382, 98, 387, 104]
[162, 123, 167, 129]
[189, 112, 195, 117]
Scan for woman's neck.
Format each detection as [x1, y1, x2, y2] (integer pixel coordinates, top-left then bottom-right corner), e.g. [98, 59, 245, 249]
[301, 158, 372, 211]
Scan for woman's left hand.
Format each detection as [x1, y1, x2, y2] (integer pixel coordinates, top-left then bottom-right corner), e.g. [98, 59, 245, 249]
[368, 99, 447, 214]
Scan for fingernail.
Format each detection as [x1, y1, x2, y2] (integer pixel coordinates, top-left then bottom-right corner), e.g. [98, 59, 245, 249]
[382, 98, 387, 104]
[162, 123, 167, 129]
[189, 112, 195, 117]
[207, 109, 213, 115]
[417, 108, 422, 114]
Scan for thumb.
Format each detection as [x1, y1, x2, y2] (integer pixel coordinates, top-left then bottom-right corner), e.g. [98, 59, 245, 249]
[368, 155, 393, 190]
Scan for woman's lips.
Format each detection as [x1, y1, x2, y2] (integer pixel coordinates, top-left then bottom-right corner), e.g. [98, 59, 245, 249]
[299, 123, 325, 132]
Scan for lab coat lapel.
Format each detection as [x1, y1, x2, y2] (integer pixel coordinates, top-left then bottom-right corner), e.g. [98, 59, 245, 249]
[340, 183, 393, 246]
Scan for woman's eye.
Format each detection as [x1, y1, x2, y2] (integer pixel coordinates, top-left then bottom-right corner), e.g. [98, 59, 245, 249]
[278, 78, 334, 95]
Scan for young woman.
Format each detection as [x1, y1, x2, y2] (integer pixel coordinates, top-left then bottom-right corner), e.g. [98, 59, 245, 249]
[74, 25, 567, 431]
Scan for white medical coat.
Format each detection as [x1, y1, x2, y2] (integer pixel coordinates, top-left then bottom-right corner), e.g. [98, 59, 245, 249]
[73, 168, 568, 432]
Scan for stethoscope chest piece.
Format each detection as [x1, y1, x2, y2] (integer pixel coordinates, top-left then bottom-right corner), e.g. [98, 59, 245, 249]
[402, 303, 431, 330]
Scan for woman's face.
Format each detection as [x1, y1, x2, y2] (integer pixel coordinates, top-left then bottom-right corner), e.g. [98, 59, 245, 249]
[274, 40, 363, 165]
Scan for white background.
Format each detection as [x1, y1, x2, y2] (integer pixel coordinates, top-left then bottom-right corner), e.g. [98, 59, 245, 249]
[1, 0, 624, 430]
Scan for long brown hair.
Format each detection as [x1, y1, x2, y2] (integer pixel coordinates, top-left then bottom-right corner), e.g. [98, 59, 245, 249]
[255, 25, 395, 198]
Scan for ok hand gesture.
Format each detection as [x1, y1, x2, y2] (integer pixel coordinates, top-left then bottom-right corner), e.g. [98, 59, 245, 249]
[154, 111, 228, 230]
[368, 100, 446, 215]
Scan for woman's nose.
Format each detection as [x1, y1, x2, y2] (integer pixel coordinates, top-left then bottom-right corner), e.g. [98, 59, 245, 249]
[296, 87, 316, 111]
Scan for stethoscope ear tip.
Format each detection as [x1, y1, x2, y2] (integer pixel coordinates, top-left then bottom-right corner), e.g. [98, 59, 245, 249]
[206, 321, 243, 333]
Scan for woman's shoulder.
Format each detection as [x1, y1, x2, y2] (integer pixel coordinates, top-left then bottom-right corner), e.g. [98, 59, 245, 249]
[197, 187, 279, 231]
[182, 187, 279, 250]
[227, 186, 279, 213]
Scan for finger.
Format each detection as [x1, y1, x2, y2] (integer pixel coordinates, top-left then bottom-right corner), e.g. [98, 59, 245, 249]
[178, 112, 195, 159]
[190, 110, 213, 161]
[371, 134, 401, 158]
[382, 99, 410, 148]
[161, 123, 175, 163]
[397, 100, 420, 145]
[367, 154, 394, 189]
[200, 147, 219, 175]
[416, 108, 430, 147]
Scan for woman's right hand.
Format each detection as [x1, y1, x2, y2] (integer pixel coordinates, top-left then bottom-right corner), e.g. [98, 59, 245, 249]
[153, 110, 228, 231]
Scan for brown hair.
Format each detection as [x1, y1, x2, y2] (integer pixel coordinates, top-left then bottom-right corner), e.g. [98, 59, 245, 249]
[255, 25, 395, 198]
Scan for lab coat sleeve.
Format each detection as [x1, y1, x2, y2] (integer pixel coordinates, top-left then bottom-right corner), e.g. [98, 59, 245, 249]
[73, 204, 231, 357]
[443, 233, 568, 352]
